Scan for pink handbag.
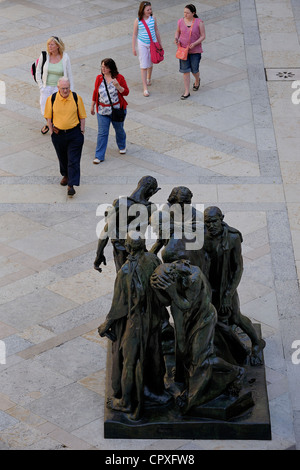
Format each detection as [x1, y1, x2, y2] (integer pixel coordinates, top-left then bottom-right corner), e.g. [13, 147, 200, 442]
[141, 19, 164, 64]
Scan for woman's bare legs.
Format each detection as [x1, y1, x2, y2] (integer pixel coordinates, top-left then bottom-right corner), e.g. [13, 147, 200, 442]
[147, 66, 153, 85]
[141, 68, 148, 95]
[192, 71, 200, 88]
[183, 72, 190, 96]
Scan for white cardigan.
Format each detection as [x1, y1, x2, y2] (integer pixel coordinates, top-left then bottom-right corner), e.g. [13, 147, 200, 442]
[36, 52, 74, 90]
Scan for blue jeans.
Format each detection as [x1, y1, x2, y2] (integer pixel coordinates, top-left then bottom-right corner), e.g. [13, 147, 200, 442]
[179, 53, 202, 74]
[95, 111, 127, 161]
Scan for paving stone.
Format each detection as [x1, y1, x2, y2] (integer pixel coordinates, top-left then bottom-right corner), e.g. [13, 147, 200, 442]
[41, 295, 112, 335]
[33, 336, 107, 381]
[0, 410, 19, 431]
[0, 421, 65, 450]
[3, 335, 33, 357]
[0, 288, 78, 329]
[27, 383, 104, 433]
[0, 360, 73, 406]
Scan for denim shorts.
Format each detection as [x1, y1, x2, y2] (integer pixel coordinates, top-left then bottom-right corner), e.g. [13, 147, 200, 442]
[179, 53, 202, 74]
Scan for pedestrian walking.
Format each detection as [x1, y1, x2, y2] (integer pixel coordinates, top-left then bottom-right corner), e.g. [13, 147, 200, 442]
[175, 4, 205, 100]
[91, 58, 129, 164]
[36, 36, 73, 134]
[132, 1, 163, 97]
[44, 77, 86, 197]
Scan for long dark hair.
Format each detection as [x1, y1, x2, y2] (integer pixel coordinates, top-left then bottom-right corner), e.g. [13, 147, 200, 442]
[185, 4, 198, 18]
[101, 58, 119, 78]
[138, 1, 152, 21]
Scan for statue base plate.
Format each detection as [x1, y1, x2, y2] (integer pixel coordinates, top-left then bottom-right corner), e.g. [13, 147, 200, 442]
[104, 325, 271, 440]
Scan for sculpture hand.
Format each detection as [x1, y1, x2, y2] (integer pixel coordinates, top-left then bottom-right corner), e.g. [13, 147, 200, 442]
[94, 254, 107, 273]
[151, 272, 172, 290]
[98, 321, 116, 342]
[164, 282, 176, 295]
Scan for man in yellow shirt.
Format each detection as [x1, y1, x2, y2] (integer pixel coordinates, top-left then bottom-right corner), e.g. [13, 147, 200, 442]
[44, 76, 86, 197]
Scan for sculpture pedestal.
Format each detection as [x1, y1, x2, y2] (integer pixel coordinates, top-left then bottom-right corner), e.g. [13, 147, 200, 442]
[104, 325, 271, 440]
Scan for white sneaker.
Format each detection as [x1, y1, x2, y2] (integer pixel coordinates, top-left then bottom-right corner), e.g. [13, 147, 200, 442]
[93, 158, 101, 164]
[119, 148, 126, 154]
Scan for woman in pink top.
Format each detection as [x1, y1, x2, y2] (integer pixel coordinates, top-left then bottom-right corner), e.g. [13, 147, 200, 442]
[175, 4, 205, 100]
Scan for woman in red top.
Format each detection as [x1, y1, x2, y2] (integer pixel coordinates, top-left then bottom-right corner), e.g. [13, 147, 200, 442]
[175, 4, 205, 100]
[91, 58, 129, 163]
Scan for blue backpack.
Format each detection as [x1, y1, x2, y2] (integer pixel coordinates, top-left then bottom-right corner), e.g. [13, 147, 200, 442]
[31, 51, 47, 83]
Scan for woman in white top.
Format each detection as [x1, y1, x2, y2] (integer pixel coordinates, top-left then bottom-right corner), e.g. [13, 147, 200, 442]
[36, 36, 73, 134]
[132, 1, 162, 97]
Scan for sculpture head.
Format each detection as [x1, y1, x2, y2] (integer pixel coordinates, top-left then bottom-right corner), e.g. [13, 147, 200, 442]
[204, 206, 224, 237]
[137, 175, 160, 200]
[170, 259, 192, 277]
[125, 231, 146, 255]
[167, 186, 193, 205]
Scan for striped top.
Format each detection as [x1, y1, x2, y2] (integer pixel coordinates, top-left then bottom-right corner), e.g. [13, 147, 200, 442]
[137, 16, 157, 44]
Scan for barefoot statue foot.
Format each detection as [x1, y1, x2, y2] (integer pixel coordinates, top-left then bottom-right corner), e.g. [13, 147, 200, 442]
[107, 397, 132, 413]
[250, 339, 266, 366]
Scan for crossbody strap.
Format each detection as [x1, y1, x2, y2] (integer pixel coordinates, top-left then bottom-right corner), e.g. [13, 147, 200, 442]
[141, 18, 154, 43]
[102, 75, 116, 109]
[41, 51, 47, 78]
[182, 18, 195, 45]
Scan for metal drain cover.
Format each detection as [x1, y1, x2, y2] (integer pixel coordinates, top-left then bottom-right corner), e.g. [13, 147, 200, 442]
[265, 68, 300, 81]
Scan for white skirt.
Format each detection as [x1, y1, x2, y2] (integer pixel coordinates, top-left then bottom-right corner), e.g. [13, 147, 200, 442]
[138, 40, 152, 69]
[40, 85, 58, 116]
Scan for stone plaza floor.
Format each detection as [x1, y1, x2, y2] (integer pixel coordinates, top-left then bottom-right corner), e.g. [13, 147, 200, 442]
[0, 0, 300, 450]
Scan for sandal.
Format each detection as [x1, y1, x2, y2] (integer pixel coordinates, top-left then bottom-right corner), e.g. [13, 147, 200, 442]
[180, 93, 190, 100]
[143, 90, 150, 97]
[147, 79, 152, 86]
[41, 125, 49, 134]
[193, 81, 200, 91]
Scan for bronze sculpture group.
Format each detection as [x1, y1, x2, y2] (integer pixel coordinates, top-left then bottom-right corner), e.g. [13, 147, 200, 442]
[96, 177, 266, 424]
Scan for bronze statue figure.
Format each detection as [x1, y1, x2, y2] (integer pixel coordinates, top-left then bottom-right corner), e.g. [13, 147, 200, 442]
[149, 186, 205, 345]
[94, 175, 160, 273]
[151, 260, 244, 413]
[150, 186, 204, 266]
[201, 206, 266, 365]
[98, 232, 170, 420]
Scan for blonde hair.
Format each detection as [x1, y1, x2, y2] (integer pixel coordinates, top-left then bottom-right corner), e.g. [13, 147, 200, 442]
[46, 36, 65, 56]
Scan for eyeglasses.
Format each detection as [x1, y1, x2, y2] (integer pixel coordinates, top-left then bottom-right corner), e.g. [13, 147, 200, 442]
[144, 2, 151, 5]
[52, 36, 59, 42]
